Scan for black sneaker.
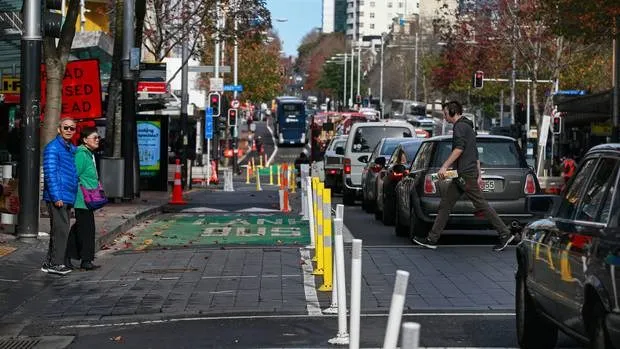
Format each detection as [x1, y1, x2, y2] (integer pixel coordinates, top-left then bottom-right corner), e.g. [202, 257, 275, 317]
[64, 258, 75, 270]
[412, 237, 438, 250]
[493, 235, 516, 252]
[47, 264, 72, 276]
[41, 262, 51, 273]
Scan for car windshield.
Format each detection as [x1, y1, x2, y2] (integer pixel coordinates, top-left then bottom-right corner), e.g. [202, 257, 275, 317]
[351, 127, 412, 153]
[380, 139, 404, 156]
[433, 140, 523, 168]
[330, 139, 346, 151]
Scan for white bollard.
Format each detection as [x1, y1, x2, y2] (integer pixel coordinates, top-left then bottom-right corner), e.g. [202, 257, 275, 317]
[349, 239, 363, 349]
[400, 322, 421, 349]
[305, 178, 315, 249]
[301, 164, 310, 219]
[382, 270, 410, 349]
[328, 217, 349, 345]
[223, 169, 234, 192]
[325, 203, 347, 314]
[336, 204, 344, 220]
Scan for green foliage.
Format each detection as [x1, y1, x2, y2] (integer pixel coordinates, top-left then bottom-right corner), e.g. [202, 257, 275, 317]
[539, 0, 620, 42]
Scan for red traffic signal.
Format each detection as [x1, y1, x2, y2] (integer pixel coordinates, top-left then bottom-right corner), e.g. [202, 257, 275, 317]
[208, 92, 221, 116]
[552, 115, 562, 134]
[473, 70, 484, 89]
[228, 108, 238, 127]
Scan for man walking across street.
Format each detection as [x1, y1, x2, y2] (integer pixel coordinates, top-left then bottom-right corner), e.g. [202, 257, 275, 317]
[41, 118, 79, 275]
[412, 101, 515, 251]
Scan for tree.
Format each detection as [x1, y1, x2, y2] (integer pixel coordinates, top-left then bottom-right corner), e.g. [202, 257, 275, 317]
[294, 31, 346, 95]
[538, 0, 620, 42]
[41, 0, 81, 149]
[234, 33, 283, 101]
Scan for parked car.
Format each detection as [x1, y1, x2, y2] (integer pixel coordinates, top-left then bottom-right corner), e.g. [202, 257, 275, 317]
[342, 121, 416, 205]
[361, 137, 411, 213]
[395, 135, 539, 238]
[375, 139, 424, 227]
[323, 135, 348, 192]
[516, 143, 620, 349]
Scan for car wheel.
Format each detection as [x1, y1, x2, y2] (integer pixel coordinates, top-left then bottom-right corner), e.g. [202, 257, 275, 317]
[382, 193, 395, 226]
[408, 206, 429, 240]
[516, 270, 558, 349]
[394, 200, 407, 236]
[588, 301, 613, 349]
[343, 188, 355, 206]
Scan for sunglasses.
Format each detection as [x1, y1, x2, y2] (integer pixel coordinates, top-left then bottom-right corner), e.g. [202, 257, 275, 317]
[87, 135, 100, 140]
[62, 125, 76, 131]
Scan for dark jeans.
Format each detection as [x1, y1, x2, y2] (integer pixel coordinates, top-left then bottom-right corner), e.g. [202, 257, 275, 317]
[67, 208, 96, 262]
[427, 173, 510, 243]
[46, 203, 72, 266]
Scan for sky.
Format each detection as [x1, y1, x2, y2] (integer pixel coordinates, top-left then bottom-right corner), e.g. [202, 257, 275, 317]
[265, 0, 322, 57]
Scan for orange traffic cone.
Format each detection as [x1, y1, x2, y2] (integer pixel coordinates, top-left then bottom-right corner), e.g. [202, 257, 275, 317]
[169, 159, 187, 205]
[209, 160, 219, 184]
[282, 189, 290, 212]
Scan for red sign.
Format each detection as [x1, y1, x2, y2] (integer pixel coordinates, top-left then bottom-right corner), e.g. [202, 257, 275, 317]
[41, 59, 103, 120]
[137, 81, 167, 94]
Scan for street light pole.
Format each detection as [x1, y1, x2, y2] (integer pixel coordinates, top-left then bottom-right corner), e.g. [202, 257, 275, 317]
[350, 0, 356, 108]
[510, 0, 517, 125]
[413, 31, 419, 101]
[17, 0, 41, 238]
[357, 38, 361, 100]
[121, 0, 136, 200]
[380, 35, 384, 118]
[343, 52, 347, 108]
[232, 0, 239, 174]
[181, 0, 189, 187]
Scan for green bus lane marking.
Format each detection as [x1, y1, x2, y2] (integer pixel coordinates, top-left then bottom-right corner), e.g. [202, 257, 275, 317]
[132, 214, 310, 250]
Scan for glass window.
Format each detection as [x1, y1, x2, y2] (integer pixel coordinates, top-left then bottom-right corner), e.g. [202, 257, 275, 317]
[557, 158, 598, 220]
[388, 147, 402, 166]
[576, 158, 618, 223]
[388, 2, 393, 8]
[399, 2, 403, 7]
[411, 142, 431, 170]
[402, 141, 422, 164]
[381, 139, 405, 156]
[370, 1, 375, 6]
[370, 23, 375, 29]
[432, 140, 523, 168]
[370, 12, 375, 18]
[351, 127, 412, 153]
[368, 142, 382, 163]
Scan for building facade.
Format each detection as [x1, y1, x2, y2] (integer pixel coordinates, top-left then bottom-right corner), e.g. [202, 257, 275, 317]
[346, 0, 420, 40]
[323, 0, 348, 34]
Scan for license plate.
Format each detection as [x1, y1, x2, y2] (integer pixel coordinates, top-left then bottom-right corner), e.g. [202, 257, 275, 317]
[482, 180, 496, 192]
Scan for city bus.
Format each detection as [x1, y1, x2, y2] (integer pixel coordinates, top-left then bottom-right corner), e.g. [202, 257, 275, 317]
[274, 96, 308, 145]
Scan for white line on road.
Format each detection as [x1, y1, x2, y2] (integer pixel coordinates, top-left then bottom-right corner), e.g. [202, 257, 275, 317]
[59, 312, 515, 330]
[300, 248, 322, 316]
[0, 278, 19, 283]
[266, 123, 278, 166]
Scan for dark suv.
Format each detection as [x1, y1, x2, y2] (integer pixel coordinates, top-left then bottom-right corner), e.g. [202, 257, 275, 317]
[395, 135, 539, 238]
[516, 143, 620, 349]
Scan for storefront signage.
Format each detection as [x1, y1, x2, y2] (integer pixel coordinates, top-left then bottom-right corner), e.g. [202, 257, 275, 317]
[591, 122, 612, 136]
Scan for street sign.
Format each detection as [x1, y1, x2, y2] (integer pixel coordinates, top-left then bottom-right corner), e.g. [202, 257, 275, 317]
[188, 66, 231, 73]
[209, 78, 224, 92]
[205, 107, 213, 139]
[555, 90, 587, 96]
[223, 84, 244, 92]
[231, 99, 240, 108]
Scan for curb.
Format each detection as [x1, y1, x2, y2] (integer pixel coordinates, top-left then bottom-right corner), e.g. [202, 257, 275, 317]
[95, 205, 165, 251]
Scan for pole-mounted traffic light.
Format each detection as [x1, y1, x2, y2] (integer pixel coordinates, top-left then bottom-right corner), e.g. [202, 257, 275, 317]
[473, 70, 484, 89]
[552, 114, 562, 134]
[355, 95, 361, 104]
[228, 108, 238, 127]
[208, 92, 221, 117]
[43, 0, 63, 38]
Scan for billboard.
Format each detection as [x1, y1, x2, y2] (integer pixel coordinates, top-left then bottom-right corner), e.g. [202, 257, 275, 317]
[137, 120, 161, 177]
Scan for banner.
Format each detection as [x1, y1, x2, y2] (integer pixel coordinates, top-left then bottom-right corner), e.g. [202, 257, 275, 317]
[137, 120, 161, 177]
[41, 59, 103, 120]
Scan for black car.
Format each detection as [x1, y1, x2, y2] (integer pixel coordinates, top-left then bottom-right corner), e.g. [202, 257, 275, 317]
[395, 135, 539, 239]
[516, 143, 620, 349]
[375, 139, 424, 228]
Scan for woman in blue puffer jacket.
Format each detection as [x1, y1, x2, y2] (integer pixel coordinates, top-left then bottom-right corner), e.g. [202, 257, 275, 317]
[41, 118, 79, 276]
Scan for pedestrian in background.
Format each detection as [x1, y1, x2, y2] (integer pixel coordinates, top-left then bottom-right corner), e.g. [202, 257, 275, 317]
[413, 101, 514, 252]
[42, 118, 78, 275]
[66, 127, 102, 270]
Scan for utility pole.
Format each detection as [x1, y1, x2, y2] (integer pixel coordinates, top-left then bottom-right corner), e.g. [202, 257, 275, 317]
[350, 0, 356, 108]
[413, 31, 419, 101]
[181, 1, 189, 187]
[121, 0, 136, 200]
[380, 34, 384, 117]
[356, 38, 361, 99]
[232, 0, 239, 174]
[510, 0, 517, 125]
[613, 15, 620, 142]
[17, 0, 41, 239]
[343, 52, 347, 108]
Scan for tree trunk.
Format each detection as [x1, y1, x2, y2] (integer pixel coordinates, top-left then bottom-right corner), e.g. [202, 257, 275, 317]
[40, 0, 80, 149]
[105, 0, 124, 157]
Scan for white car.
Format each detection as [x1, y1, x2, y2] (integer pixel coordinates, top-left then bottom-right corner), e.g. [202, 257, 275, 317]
[342, 121, 416, 205]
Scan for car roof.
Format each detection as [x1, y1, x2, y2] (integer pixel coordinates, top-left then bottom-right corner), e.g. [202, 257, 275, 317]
[589, 143, 620, 153]
[425, 134, 517, 142]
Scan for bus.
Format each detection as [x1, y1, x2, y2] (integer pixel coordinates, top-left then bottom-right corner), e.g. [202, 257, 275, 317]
[274, 96, 308, 145]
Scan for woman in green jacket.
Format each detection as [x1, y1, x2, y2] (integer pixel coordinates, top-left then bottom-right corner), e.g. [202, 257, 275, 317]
[66, 127, 101, 270]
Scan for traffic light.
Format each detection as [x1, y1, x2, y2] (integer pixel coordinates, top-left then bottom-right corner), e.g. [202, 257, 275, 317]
[208, 92, 221, 116]
[552, 115, 562, 134]
[43, 0, 63, 38]
[355, 95, 362, 104]
[473, 70, 484, 89]
[227, 108, 238, 127]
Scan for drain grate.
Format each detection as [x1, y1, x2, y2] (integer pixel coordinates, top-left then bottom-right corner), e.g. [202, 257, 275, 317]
[0, 337, 40, 349]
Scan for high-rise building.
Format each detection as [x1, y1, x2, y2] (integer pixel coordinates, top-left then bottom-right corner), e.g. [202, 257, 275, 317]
[346, 0, 420, 40]
[323, 0, 348, 34]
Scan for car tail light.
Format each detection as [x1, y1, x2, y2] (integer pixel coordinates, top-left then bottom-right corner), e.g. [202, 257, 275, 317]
[344, 158, 351, 174]
[524, 174, 536, 194]
[390, 170, 409, 181]
[327, 169, 339, 175]
[424, 174, 436, 194]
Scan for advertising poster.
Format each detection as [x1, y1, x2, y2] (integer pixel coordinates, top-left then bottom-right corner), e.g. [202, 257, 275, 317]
[137, 120, 161, 177]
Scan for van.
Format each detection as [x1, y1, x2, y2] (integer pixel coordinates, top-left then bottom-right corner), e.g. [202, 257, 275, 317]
[342, 121, 416, 205]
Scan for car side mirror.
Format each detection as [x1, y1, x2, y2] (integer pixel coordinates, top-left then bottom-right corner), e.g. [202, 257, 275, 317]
[335, 146, 344, 155]
[374, 157, 386, 167]
[358, 155, 369, 163]
[527, 195, 562, 217]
